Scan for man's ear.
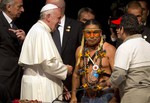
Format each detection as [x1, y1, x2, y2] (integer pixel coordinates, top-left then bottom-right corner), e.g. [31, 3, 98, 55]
[46, 14, 51, 22]
[120, 26, 124, 34]
[6, 4, 12, 12]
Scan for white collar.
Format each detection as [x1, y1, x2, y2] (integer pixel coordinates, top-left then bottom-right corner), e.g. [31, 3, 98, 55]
[2, 11, 12, 24]
[59, 15, 65, 27]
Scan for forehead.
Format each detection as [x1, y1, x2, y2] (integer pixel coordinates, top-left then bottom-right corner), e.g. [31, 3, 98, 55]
[128, 8, 142, 15]
[46, 0, 64, 8]
[85, 24, 99, 29]
[81, 12, 95, 18]
[11, 0, 23, 7]
[55, 8, 61, 15]
[14, 0, 23, 4]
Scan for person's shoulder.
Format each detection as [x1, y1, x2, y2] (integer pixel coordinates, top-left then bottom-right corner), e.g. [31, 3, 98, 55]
[104, 42, 116, 51]
[0, 12, 5, 24]
[104, 42, 116, 48]
[31, 21, 46, 31]
[27, 22, 47, 35]
[76, 45, 82, 51]
[75, 45, 82, 58]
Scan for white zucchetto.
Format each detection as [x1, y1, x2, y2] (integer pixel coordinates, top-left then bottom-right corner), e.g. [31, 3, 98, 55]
[40, 4, 58, 13]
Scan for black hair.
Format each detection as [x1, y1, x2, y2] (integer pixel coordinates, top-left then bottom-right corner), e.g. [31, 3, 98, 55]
[120, 13, 144, 35]
[83, 19, 102, 30]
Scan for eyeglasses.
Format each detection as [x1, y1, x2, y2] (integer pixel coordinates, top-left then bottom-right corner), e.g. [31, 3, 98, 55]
[83, 29, 101, 38]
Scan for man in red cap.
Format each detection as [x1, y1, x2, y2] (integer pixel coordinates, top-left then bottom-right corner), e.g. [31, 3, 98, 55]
[108, 13, 150, 103]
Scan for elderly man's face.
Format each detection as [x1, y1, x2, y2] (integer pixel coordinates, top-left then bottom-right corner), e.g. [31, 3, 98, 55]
[7, 0, 24, 20]
[127, 8, 142, 24]
[79, 12, 95, 23]
[138, 1, 149, 24]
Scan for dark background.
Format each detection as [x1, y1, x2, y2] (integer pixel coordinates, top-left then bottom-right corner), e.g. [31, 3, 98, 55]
[16, 0, 150, 34]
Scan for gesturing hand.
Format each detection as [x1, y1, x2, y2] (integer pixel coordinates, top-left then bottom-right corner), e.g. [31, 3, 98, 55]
[9, 28, 26, 41]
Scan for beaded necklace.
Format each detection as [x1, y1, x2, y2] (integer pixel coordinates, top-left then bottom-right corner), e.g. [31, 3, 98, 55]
[78, 36, 106, 91]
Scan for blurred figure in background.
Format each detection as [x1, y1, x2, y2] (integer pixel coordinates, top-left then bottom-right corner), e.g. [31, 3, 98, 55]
[137, 0, 149, 26]
[77, 7, 95, 23]
[108, 0, 125, 47]
[110, 0, 150, 48]
[137, 0, 150, 42]
[126, 0, 143, 24]
[125, 0, 150, 43]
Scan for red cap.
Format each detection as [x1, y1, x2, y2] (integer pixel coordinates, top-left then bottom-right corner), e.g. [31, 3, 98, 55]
[111, 17, 122, 25]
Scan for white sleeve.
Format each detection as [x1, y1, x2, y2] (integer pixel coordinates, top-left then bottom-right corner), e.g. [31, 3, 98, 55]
[42, 58, 68, 80]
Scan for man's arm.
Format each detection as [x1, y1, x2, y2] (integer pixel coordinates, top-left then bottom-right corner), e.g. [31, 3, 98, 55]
[70, 46, 81, 103]
[110, 67, 127, 88]
[106, 42, 116, 71]
[105, 43, 120, 103]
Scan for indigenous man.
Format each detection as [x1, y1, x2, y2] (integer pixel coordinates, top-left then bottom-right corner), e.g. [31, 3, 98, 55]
[70, 19, 117, 103]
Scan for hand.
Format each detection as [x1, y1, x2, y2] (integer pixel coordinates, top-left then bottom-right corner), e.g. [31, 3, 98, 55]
[109, 96, 119, 103]
[63, 86, 71, 100]
[66, 65, 73, 75]
[70, 97, 77, 103]
[106, 79, 112, 87]
[110, 28, 117, 41]
[9, 28, 26, 41]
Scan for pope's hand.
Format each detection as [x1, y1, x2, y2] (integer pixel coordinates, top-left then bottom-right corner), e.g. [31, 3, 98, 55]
[66, 65, 73, 75]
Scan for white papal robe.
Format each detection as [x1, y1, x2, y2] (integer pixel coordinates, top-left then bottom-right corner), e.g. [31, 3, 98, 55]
[18, 20, 68, 102]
